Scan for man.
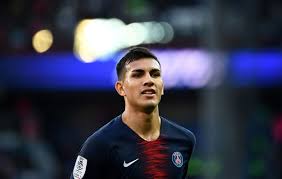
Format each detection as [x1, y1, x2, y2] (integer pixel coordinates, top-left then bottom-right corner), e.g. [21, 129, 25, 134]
[70, 47, 195, 179]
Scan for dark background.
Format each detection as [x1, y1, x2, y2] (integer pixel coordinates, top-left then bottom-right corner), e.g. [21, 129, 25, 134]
[0, 0, 282, 179]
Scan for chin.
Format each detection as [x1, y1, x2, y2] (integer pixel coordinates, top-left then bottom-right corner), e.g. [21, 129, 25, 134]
[140, 101, 159, 112]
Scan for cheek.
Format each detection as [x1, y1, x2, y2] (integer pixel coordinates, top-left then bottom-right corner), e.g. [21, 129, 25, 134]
[158, 81, 164, 91]
[124, 81, 139, 95]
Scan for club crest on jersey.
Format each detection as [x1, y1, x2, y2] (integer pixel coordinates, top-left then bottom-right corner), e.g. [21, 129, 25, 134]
[73, 155, 87, 179]
[172, 152, 183, 168]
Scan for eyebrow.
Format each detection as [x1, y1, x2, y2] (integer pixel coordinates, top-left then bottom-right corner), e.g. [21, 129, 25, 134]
[131, 68, 161, 73]
[131, 69, 144, 73]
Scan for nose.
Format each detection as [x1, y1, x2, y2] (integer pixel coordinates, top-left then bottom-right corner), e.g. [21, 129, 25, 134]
[143, 73, 154, 86]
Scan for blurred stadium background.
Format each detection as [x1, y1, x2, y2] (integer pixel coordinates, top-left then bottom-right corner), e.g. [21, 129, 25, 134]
[0, 0, 282, 178]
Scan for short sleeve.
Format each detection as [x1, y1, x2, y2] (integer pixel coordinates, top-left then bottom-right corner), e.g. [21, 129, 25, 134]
[70, 136, 109, 179]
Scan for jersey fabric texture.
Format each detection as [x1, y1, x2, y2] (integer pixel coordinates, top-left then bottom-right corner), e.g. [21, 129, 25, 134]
[70, 115, 196, 179]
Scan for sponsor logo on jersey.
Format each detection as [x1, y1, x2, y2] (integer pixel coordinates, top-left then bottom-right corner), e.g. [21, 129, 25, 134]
[123, 158, 139, 167]
[172, 152, 183, 168]
[73, 155, 87, 179]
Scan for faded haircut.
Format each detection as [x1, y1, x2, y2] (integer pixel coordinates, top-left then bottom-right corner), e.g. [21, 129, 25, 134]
[116, 47, 161, 80]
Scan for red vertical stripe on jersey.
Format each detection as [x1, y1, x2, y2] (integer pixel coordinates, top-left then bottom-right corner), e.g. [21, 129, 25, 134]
[139, 138, 169, 179]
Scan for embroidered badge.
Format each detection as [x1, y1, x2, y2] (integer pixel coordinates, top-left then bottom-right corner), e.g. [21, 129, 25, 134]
[172, 152, 183, 168]
[73, 155, 87, 179]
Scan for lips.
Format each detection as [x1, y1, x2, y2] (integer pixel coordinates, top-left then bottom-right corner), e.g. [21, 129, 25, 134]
[141, 89, 156, 94]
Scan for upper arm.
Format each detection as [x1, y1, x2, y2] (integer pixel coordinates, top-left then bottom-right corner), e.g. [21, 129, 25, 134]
[70, 137, 109, 179]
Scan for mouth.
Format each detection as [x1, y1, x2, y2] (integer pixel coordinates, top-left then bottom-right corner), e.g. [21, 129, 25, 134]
[141, 89, 156, 95]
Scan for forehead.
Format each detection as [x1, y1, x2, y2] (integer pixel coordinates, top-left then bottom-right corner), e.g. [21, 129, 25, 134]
[125, 58, 161, 72]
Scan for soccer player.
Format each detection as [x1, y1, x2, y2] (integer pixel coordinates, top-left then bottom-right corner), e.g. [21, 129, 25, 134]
[70, 47, 196, 179]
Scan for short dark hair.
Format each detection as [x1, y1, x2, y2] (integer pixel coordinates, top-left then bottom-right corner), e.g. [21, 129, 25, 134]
[116, 47, 160, 80]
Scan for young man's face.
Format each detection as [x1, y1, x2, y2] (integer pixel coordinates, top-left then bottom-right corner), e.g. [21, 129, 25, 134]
[118, 58, 164, 111]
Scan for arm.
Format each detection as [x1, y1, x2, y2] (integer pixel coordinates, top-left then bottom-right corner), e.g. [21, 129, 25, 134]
[185, 131, 196, 179]
[70, 136, 108, 179]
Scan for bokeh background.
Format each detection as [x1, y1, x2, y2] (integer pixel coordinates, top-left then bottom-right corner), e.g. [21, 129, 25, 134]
[0, 0, 282, 179]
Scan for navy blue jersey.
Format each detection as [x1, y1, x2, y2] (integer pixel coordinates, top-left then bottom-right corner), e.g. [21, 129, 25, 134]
[71, 115, 195, 179]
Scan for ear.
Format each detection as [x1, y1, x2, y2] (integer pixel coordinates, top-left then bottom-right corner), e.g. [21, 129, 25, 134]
[115, 81, 126, 96]
[161, 82, 164, 95]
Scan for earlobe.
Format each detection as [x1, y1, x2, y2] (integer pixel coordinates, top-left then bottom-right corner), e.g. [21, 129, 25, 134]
[115, 81, 126, 96]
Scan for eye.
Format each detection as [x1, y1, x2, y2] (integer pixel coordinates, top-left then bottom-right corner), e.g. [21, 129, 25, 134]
[132, 73, 142, 78]
[152, 72, 161, 78]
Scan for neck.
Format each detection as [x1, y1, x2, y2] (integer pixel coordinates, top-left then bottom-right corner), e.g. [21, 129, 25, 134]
[122, 106, 161, 141]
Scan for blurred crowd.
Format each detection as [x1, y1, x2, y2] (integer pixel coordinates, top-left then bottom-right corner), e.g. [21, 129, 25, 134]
[0, 89, 281, 178]
[0, 0, 282, 179]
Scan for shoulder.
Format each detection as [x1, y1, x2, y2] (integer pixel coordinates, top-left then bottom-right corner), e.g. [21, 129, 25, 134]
[89, 116, 120, 139]
[80, 115, 122, 156]
[162, 117, 196, 146]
